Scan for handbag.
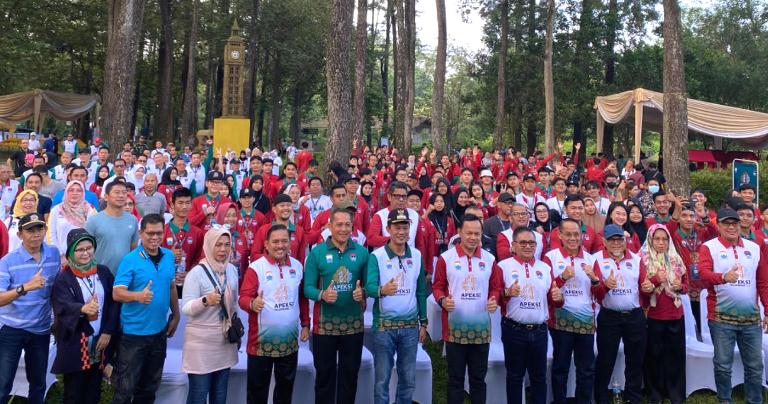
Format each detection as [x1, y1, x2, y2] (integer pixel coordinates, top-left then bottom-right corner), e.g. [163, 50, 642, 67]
[199, 263, 245, 343]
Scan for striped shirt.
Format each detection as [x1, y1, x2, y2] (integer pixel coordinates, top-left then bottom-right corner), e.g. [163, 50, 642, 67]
[0, 243, 61, 334]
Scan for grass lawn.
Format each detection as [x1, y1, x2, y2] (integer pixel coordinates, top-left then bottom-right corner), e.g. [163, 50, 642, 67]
[6, 340, 762, 403]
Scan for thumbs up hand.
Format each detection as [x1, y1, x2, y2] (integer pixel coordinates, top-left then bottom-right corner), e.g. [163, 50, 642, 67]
[81, 294, 99, 317]
[550, 283, 563, 302]
[24, 268, 46, 291]
[560, 266, 575, 281]
[137, 280, 154, 304]
[641, 276, 654, 293]
[506, 280, 520, 298]
[605, 270, 617, 290]
[723, 265, 739, 283]
[322, 280, 338, 304]
[353, 280, 364, 302]
[380, 277, 398, 296]
[486, 296, 498, 313]
[205, 289, 222, 306]
[442, 295, 455, 312]
[251, 290, 265, 313]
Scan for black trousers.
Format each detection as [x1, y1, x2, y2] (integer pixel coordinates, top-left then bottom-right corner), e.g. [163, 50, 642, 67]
[247, 352, 298, 404]
[312, 333, 364, 404]
[594, 308, 646, 404]
[644, 317, 686, 404]
[62, 367, 102, 404]
[445, 342, 490, 404]
[690, 299, 702, 338]
[111, 331, 167, 404]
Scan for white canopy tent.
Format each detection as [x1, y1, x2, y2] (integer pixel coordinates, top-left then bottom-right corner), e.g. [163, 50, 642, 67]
[594, 88, 768, 162]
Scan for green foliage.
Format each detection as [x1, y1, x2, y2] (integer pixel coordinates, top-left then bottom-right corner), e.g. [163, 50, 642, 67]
[691, 164, 768, 210]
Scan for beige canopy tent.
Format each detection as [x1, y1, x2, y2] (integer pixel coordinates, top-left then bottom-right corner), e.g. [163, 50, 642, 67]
[594, 88, 768, 163]
[0, 89, 100, 132]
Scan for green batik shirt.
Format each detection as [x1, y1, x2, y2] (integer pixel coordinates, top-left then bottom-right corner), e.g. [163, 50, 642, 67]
[304, 238, 370, 335]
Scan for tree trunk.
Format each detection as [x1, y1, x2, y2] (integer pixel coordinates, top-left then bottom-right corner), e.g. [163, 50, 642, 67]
[525, 104, 537, 156]
[493, 0, 509, 150]
[602, 0, 618, 156]
[662, 0, 689, 195]
[130, 33, 145, 139]
[290, 84, 303, 146]
[431, 0, 446, 155]
[181, 0, 199, 142]
[380, 0, 392, 140]
[154, 0, 174, 143]
[102, 0, 148, 147]
[352, 0, 368, 143]
[402, 0, 415, 152]
[256, 52, 270, 148]
[267, 55, 283, 150]
[244, 0, 261, 145]
[325, 0, 355, 183]
[543, 0, 555, 154]
[393, 0, 406, 150]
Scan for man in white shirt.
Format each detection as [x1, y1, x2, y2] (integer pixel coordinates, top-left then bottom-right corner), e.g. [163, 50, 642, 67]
[498, 226, 563, 404]
[63, 133, 78, 154]
[27, 133, 40, 152]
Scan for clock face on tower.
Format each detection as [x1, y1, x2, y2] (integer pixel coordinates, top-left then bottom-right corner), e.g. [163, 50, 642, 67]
[230, 50, 241, 60]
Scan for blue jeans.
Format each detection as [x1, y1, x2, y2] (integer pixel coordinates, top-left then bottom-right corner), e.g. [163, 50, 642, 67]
[0, 326, 50, 404]
[549, 328, 595, 404]
[709, 320, 764, 404]
[187, 368, 230, 404]
[372, 327, 418, 404]
[501, 319, 547, 404]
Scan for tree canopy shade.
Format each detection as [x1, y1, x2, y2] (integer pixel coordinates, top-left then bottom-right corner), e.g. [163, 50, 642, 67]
[0, 89, 100, 131]
[595, 88, 768, 162]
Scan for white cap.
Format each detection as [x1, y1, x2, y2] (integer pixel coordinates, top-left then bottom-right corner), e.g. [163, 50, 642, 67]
[480, 169, 493, 178]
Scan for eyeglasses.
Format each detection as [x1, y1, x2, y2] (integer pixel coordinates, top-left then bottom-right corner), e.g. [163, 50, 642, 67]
[391, 194, 407, 200]
[211, 223, 232, 230]
[74, 246, 94, 254]
[514, 240, 536, 247]
[512, 212, 529, 217]
[720, 221, 739, 228]
[143, 231, 164, 237]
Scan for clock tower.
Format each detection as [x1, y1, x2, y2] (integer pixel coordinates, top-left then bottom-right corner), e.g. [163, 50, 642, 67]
[222, 20, 245, 117]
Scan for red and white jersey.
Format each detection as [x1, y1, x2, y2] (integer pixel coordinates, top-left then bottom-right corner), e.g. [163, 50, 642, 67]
[497, 228, 543, 261]
[698, 236, 768, 325]
[373, 207, 419, 248]
[592, 250, 643, 311]
[544, 247, 598, 333]
[516, 192, 546, 217]
[498, 256, 553, 324]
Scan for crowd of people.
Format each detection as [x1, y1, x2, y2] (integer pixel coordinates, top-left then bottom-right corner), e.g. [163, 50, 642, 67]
[0, 132, 766, 404]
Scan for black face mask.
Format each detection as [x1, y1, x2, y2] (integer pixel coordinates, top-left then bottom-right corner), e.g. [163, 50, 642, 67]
[606, 182, 618, 189]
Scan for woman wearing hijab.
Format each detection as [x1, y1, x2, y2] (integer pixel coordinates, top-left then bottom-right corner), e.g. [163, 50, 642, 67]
[6, 190, 38, 251]
[129, 164, 146, 191]
[424, 193, 456, 272]
[48, 181, 96, 260]
[529, 202, 558, 249]
[470, 182, 493, 219]
[51, 229, 119, 404]
[640, 223, 688, 404]
[89, 166, 111, 200]
[604, 202, 641, 253]
[124, 193, 142, 221]
[422, 177, 453, 212]
[159, 167, 183, 210]
[247, 175, 271, 215]
[628, 203, 649, 243]
[181, 227, 240, 404]
[582, 197, 605, 234]
[450, 187, 471, 225]
[359, 180, 377, 214]
[214, 202, 249, 279]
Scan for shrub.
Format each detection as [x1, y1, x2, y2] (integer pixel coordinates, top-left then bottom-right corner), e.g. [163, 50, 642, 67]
[690, 165, 768, 209]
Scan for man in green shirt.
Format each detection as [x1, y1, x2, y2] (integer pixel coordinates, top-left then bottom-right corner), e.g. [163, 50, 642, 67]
[303, 207, 370, 404]
[365, 208, 427, 404]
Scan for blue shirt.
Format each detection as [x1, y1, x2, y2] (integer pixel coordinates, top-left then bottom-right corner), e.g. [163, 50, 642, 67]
[114, 246, 175, 336]
[51, 189, 101, 211]
[0, 243, 61, 334]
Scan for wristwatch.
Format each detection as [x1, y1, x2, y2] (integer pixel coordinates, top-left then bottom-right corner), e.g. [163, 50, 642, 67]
[202, 296, 208, 306]
[15, 285, 26, 296]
